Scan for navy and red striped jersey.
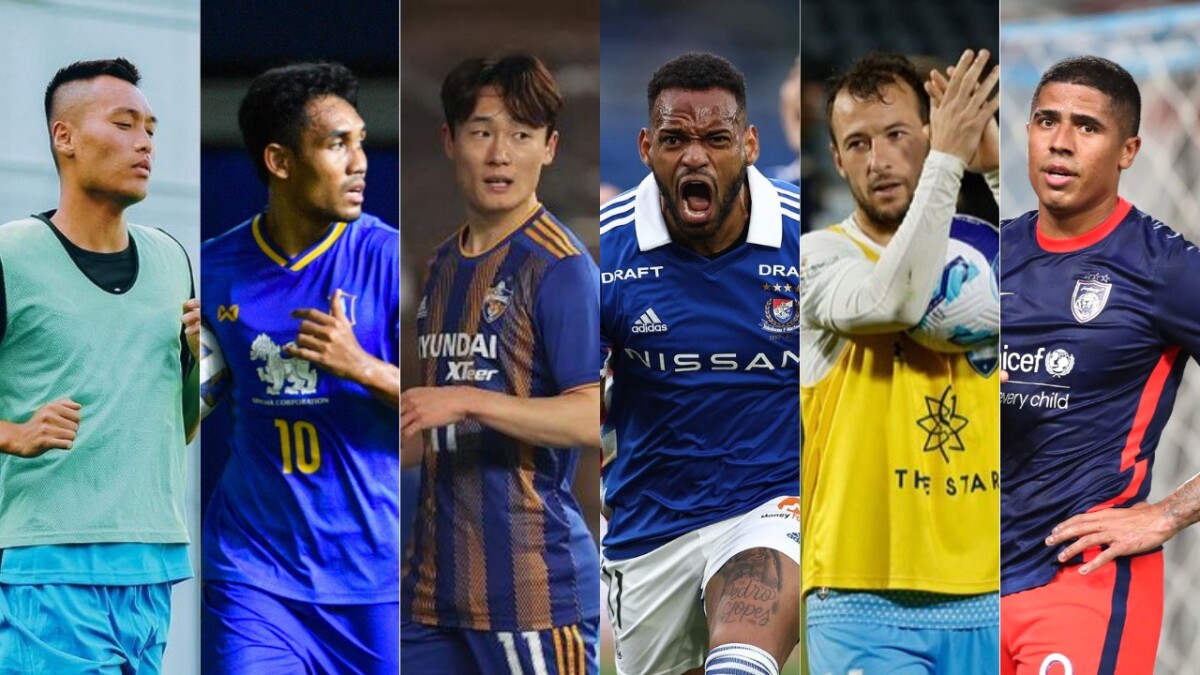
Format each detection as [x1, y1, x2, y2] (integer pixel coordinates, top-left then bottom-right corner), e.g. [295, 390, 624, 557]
[1000, 198, 1200, 595]
[402, 204, 601, 631]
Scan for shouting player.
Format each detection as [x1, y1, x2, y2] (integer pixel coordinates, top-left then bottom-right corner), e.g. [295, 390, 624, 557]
[1001, 56, 1200, 675]
[800, 50, 1001, 673]
[0, 58, 197, 672]
[600, 52, 800, 675]
[400, 54, 602, 673]
[200, 62, 400, 673]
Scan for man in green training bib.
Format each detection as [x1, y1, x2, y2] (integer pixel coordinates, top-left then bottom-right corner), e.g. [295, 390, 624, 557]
[0, 57, 199, 674]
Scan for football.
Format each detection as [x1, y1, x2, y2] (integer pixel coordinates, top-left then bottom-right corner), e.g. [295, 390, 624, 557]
[200, 322, 229, 419]
[906, 215, 999, 353]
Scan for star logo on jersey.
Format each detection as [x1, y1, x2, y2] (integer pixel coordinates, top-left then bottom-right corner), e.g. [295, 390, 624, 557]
[250, 333, 318, 396]
[760, 297, 798, 334]
[217, 304, 239, 322]
[483, 277, 514, 323]
[916, 385, 968, 463]
[1071, 278, 1111, 323]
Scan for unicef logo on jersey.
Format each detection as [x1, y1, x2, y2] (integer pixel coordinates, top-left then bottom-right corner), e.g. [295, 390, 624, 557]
[1045, 349, 1075, 378]
[761, 297, 798, 334]
[251, 333, 318, 396]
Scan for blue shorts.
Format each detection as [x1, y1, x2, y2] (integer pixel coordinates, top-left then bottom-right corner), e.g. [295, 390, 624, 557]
[806, 590, 998, 674]
[402, 615, 599, 675]
[0, 582, 171, 674]
[201, 580, 398, 674]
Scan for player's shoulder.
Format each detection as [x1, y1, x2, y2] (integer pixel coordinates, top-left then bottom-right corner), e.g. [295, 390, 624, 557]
[599, 187, 638, 241]
[1000, 209, 1037, 233]
[201, 214, 256, 256]
[800, 223, 862, 259]
[344, 212, 399, 256]
[1125, 204, 1199, 256]
[768, 178, 801, 237]
[0, 216, 48, 245]
[517, 206, 592, 266]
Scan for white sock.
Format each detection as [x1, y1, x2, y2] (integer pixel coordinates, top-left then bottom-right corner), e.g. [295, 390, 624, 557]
[704, 643, 779, 675]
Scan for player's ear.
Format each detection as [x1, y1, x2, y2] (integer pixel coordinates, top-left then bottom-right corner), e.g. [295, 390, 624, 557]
[542, 130, 558, 166]
[51, 120, 74, 161]
[1118, 135, 1141, 170]
[637, 128, 651, 168]
[440, 123, 455, 159]
[263, 143, 291, 181]
[743, 124, 760, 166]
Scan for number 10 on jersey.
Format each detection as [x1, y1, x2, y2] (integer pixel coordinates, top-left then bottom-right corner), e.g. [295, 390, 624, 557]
[274, 419, 321, 474]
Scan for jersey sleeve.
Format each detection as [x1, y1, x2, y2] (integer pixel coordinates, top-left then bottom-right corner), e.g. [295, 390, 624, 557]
[536, 253, 602, 393]
[1153, 239, 1200, 360]
[800, 151, 965, 335]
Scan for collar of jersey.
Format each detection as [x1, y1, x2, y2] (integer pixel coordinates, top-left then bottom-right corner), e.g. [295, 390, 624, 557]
[457, 201, 544, 259]
[1036, 197, 1130, 253]
[252, 213, 348, 272]
[634, 164, 782, 251]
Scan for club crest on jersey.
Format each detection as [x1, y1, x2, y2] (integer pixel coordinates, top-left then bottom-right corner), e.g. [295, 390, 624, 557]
[1071, 278, 1111, 323]
[761, 297, 798, 334]
[483, 277, 514, 323]
[331, 292, 357, 326]
[250, 333, 318, 396]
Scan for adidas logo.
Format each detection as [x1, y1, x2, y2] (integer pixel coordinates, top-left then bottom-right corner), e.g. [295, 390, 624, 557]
[631, 308, 668, 333]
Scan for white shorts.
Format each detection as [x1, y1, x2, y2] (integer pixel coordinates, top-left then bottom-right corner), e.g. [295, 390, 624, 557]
[601, 496, 800, 675]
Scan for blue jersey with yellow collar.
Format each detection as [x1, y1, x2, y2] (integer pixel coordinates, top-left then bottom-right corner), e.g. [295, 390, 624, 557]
[200, 212, 400, 604]
[599, 166, 801, 560]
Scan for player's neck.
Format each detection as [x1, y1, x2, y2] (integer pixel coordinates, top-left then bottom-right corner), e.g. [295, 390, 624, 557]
[51, 186, 129, 253]
[663, 185, 752, 257]
[851, 209, 897, 247]
[263, 194, 335, 257]
[461, 195, 541, 256]
[1037, 195, 1121, 240]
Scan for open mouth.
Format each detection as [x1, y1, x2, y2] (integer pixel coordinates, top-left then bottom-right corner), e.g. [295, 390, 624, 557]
[346, 182, 366, 203]
[680, 180, 713, 217]
[1043, 166, 1077, 188]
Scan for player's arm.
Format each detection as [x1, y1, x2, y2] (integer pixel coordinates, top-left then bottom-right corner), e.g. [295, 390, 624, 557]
[804, 50, 999, 335]
[401, 384, 601, 450]
[182, 298, 200, 443]
[288, 289, 400, 409]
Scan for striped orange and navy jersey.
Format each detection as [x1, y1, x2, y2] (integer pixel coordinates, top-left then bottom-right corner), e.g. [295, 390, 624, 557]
[403, 203, 601, 632]
[1001, 199, 1200, 595]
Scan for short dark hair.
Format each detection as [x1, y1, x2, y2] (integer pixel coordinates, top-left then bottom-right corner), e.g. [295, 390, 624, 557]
[825, 52, 929, 145]
[441, 54, 562, 138]
[44, 58, 141, 122]
[1032, 56, 1141, 137]
[646, 52, 747, 124]
[238, 62, 359, 183]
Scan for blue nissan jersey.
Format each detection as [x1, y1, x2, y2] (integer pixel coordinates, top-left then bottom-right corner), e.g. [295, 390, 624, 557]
[1001, 199, 1200, 595]
[201, 212, 400, 604]
[600, 166, 801, 560]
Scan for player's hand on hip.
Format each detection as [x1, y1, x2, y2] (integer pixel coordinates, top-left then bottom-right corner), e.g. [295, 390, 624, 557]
[2, 399, 82, 458]
[925, 49, 1000, 164]
[182, 298, 201, 358]
[1046, 501, 1177, 574]
[288, 289, 370, 381]
[401, 386, 475, 442]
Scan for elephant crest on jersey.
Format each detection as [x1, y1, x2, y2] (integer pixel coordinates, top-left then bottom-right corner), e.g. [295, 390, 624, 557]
[1071, 278, 1111, 323]
[250, 333, 318, 395]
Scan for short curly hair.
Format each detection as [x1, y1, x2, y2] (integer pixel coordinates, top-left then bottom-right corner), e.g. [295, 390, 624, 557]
[1032, 56, 1140, 137]
[238, 62, 359, 184]
[824, 52, 929, 145]
[646, 52, 747, 125]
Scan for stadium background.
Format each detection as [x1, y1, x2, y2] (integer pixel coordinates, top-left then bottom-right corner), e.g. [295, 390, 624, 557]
[999, 1, 1200, 671]
[601, 0, 800, 671]
[0, 1, 200, 672]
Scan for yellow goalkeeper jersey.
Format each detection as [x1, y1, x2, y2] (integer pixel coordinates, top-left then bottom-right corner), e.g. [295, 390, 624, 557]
[801, 226, 999, 596]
